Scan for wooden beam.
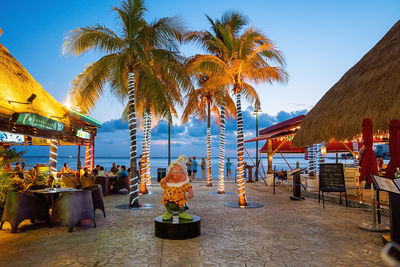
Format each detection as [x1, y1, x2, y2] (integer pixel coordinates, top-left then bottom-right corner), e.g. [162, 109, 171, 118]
[272, 139, 288, 155]
[340, 142, 357, 157]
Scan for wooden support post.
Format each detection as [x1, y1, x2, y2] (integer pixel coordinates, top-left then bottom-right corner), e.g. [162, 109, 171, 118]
[267, 139, 273, 174]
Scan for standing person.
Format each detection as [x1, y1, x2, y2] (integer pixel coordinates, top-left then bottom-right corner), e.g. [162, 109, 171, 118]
[201, 157, 206, 181]
[116, 165, 121, 174]
[226, 158, 232, 179]
[192, 157, 198, 180]
[186, 157, 192, 181]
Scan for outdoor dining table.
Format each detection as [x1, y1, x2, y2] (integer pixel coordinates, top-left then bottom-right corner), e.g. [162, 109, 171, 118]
[29, 188, 83, 207]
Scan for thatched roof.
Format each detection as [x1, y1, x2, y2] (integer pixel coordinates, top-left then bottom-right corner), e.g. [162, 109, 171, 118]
[0, 43, 66, 119]
[294, 20, 400, 146]
[0, 43, 100, 144]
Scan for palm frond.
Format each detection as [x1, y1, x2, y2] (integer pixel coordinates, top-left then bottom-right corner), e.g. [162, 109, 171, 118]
[63, 24, 124, 56]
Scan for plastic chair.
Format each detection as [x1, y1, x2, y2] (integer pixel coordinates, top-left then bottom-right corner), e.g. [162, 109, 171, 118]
[83, 184, 106, 217]
[0, 191, 50, 233]
[51, 190, 95, 232]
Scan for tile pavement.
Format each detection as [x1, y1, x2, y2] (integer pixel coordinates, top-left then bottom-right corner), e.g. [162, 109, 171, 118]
[0, 181, 388, 266]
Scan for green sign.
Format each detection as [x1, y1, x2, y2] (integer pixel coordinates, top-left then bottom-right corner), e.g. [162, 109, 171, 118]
[13, 113, 64, 131]
[76, 128, 90, 139]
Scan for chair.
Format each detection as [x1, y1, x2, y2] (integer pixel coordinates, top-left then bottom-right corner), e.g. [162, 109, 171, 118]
[83, 185, 106, 217]
[94, 176, 110, 196]
[81, 175, 94, 189]
[0, 191, 50, 233]
[51, 190, 95, 232]
[62, 175, 77, 189]
[111, 176, 130, 194]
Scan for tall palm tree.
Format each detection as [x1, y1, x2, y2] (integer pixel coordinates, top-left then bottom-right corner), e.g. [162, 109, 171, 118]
[187, 17, 287, 206]
[63, 0, 189, 207]
[185, 12, 243, 193]
[182, 74, 234, 186]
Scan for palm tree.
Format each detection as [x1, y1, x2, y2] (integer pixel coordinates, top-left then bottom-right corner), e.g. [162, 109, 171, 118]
[63, 0, 189, 207]
[182, 74, 234, 186]
[187, 15, 287, 206]
[185, 12, 244, 193]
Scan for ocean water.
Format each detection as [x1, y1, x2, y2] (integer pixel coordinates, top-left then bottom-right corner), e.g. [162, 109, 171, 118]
[19, 155, 345, 178]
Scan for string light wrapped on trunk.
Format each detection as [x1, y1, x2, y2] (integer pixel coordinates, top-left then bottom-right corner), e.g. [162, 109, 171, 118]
[85, 145, 92, 169]
[217, 94, 226, 193]
[49, 139, 58, 175]
[145, 111, 152, 192]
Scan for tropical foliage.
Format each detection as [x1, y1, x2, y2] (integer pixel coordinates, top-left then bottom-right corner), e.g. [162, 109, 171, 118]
[186, 12, 288, 206]
[64, 0, 190, 207]
[0, 147, 25, 206]
[182, 73, 235, 186]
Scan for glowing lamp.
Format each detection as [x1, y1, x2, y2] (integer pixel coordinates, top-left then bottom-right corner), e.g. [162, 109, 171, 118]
[321, 146, 327, 155]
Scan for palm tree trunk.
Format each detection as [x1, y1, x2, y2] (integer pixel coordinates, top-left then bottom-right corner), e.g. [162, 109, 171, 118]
[236, 90, 247, 206]
[217, 92, 226, 194]
[140, 112, 148, 194]
[85, 145, 92, 169]
[49, 139, 58, 176]
[145, 111, 152, 192]
[128, 72, 140, 207]
[206, 101, 212, 186]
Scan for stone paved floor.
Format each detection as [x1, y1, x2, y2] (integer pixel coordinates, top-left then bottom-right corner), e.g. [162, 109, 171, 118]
[0, 181, 388, 266]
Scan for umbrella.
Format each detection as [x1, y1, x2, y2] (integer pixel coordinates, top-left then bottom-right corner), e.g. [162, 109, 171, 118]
[385, 120, 400, 179]
[359, 118, 378, 184]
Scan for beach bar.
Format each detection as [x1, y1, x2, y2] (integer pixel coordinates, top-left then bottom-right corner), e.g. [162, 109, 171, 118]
[0, 43, 101, 173]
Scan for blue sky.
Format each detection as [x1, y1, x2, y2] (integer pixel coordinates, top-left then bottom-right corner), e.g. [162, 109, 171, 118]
[1, 0, 399, 157]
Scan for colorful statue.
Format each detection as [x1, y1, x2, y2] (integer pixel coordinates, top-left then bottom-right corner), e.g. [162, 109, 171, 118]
[160, 155, 194, 220]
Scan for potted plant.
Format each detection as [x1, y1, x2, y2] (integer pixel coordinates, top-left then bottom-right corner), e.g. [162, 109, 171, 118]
[0, 147, 25, 217]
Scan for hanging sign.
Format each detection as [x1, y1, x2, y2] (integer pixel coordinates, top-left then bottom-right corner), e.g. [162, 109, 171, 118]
[0, 131, 24, 143]
[76, 128, 90, 139]
[12, 113, 64, 131]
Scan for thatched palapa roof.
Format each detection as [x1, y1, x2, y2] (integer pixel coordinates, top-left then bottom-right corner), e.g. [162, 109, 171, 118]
[294, 20, 400, 146]
[0, 43, 66, 119]
[0, 43, 100, 144]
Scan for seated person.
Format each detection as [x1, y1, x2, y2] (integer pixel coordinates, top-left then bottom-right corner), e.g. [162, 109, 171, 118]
[80, 167, 94, 188]
[97, 166, 109, 177]
[92, 165, 101, 176]
[118, 165, 129, 179]
[14, 162, 24, 179]
[61, 163, 71, 173]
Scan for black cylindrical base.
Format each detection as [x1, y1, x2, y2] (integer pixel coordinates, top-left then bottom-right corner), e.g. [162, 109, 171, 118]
[154, 215, 201, 240]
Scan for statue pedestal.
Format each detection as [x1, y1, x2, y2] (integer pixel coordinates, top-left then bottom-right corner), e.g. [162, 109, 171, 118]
[154, 215, 201, 240]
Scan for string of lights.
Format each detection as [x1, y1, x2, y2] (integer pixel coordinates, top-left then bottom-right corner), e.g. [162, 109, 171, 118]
[236, 91, 247, 206]
[217, 95, 226, 193]
[206, 127, 212, 186]
[128, 72, 139, 207]
[145, 111, 152, 192]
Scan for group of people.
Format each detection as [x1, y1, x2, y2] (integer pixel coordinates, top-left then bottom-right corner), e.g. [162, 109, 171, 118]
[184, 157, 234, 181]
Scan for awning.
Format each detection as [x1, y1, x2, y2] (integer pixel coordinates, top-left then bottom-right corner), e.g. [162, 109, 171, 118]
[245, 115, 304, 143]
[259, 139, 363, 154]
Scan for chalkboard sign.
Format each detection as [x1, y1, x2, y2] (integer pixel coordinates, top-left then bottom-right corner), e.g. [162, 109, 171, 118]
[319, 163, 346, 192]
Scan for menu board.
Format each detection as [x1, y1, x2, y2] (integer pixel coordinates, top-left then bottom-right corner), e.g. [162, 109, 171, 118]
[319, 163, 346, 192]
[373, 175, 400, 194]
